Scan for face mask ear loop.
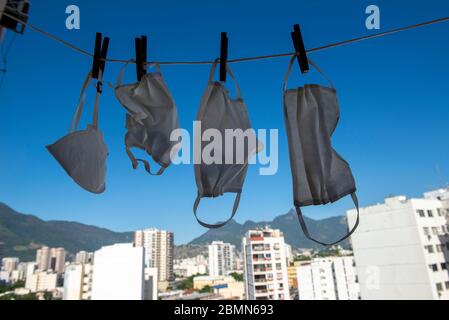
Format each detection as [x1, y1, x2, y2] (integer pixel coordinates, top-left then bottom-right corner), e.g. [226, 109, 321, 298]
[69, 71, 93, 133]
[295, 193, 360, 246]
[308, 59, 335, 89]
[207, 59, 220, 84]
[283, 55, 297, 94]
[193, 193, 241, 229]
[115, 60, 134, 88]
[225, 64, 242, 100]
[283, 55, 335, 92]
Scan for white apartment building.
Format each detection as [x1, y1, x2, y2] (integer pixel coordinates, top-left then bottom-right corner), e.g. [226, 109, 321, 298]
[144, 267, 158, 300]
[296, 256, 361, 300]
[208, 241, 236, 277]
[25, 271, 58, 293]
[63, 264, 93, 300]
[75, 251, 94, 265]
[174, 255, 208, 278]
[347, 189, 449, 300]
[134, 228, 174, 282]
[243, 227, 291, 300]
[91, 243, 144, 300]
[1, 257, 19, 272]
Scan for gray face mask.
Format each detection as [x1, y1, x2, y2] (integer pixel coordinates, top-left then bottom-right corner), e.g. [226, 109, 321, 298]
[47, 72, 108, 194]
[283, 56, 359, 246]
[194, 60, 261, 229]
[114, 63, 180, 175]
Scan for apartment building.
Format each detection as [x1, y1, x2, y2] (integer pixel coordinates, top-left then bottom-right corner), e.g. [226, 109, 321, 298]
[35, 247, 66, 274]
[63, 263, 93, 300]
[296, 256, 361, 300]
[1, 257, 19, 272]
[25, 271, 58, 293]
[347, 188, 449, 300]
[134, 228, 174, 282]
[243, 227, 290, 300]
[91, 243, 145, 300]
[208, 241, 236, 277]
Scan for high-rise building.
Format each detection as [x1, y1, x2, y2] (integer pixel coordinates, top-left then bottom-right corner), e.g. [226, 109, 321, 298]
[134, 228, 174, 282]
[144, 267, 158, 300]
[296, 256, 361, 300]
[1, 257, 19, 272]
[347, 189, 449, 300]
[50, 248, 66, 274]
[36, 247, 51, 271]
[91, 243, 145, 300]
[75, 251, 94, 265]
[63, 264, 93, 300]
[35, 247, 66, 273]
[25, 271, 58, 293]
[242, 227, 290, 300]
[284, 244, 294, 265]
[208, 241, 236, 277]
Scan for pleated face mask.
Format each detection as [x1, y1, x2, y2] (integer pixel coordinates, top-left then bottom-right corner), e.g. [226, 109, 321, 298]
[283, 56, 360, 246]
[114, 63, 180, 175]
[47, 72, 108, 194]
[194, 60, 262, 229]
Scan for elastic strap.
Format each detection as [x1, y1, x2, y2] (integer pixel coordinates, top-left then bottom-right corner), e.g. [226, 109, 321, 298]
[193, 192, 241, 229]
[125, 147, 166, 176]
[283, 55, 335, 93]
[207, 59, 242, 100]
[116, 60, 161, 87]
[295, 193, 360, 246]
[69, 71, 93, 132]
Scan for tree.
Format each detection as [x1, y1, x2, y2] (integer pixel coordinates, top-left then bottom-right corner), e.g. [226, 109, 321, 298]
[199, 286, 213, 294]
[229, 272, 244, 282]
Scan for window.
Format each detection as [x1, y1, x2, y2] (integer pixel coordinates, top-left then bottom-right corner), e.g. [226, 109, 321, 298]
[432, 227, 439, 236]
[441, 263, 447, 270]
[417, 210, 425, 217]
[437, 209, 442, 217]
[423, 227, 430, 236]
[429, 264, 438, 272]
[446, 282, 449, 290]
[425, 245, 434, 254]
[436, 245, 443, 253]
[427, 210, 434, 217]
[436, 283, 443, 292]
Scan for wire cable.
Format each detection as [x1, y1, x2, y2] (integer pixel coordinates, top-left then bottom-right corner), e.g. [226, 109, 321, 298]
[2, 9, 449, 65]
[0, 31, 17, 91]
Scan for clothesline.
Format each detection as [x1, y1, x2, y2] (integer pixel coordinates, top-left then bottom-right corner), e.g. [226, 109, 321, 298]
[2, 9, 449, 65]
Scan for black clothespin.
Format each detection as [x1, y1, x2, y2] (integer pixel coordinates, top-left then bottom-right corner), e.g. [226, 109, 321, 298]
[91, 32, 110, 93]
[219, 32, 229, 82]
[135, 35, 148, 81]
[0, 0, 30, 34]
[291, 24, 309, 74]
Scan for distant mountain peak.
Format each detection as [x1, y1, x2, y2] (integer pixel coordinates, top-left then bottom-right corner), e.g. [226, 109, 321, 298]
[189, 210, 350, 250]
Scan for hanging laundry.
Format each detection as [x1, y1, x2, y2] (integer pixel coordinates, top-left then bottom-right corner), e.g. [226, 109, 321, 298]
[114, 63, 180, 175]
[47, 72, 109, 194]
[283, 56, 360, 246]
[193, 60, 262, 229]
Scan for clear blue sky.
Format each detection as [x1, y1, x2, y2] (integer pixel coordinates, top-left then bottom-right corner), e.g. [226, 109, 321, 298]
[1, 0, 448, 244]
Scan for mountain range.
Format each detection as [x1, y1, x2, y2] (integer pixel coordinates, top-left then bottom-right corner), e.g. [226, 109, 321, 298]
[0, 202, 349, 262]
[0, 203, 133, 261]
[189, 210, 350, 250]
